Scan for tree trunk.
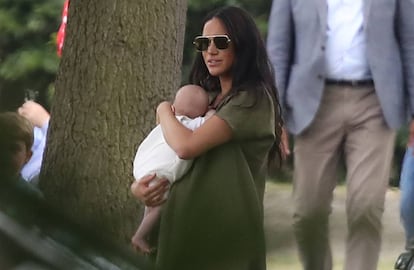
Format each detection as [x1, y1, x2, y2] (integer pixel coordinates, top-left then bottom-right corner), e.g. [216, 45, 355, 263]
[40, 0, 187, 247]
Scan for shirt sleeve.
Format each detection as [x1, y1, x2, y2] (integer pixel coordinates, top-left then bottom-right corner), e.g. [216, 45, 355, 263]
[21, 125, 47, 181]
[215, 90, 275, 140]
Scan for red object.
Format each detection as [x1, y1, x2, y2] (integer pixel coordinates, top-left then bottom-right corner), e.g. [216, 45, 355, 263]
[56, 0, 69, 57]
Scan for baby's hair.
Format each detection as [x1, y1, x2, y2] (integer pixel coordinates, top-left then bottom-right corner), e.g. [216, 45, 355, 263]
[0, 112, 34, 150]
[173, 85, 209, 118]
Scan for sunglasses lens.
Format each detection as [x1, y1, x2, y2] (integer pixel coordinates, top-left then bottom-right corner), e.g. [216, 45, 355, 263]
[214, 36, 229, 50]
[193, 36, 230, 51]
[193, 37, 210, 51]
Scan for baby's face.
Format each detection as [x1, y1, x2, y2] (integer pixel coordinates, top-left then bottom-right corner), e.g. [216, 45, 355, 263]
[0, 140, 31, 178]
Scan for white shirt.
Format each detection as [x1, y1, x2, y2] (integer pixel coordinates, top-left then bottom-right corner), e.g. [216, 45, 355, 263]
[133, 115, 205, 183]
[325, 0, 371, 80]
[21, 121, 49, 181]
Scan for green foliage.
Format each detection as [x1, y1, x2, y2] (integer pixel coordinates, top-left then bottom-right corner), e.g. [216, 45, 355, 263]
[0, 47, 59, 79]
[0, 0, 62, 111]
[0, 0, 272, 108]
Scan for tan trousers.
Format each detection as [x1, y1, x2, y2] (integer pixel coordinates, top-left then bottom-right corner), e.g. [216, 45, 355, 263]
[292, 84, 396, 270]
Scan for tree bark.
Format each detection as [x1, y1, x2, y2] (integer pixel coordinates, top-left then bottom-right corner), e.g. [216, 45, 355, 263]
[40, 0, 187, 246]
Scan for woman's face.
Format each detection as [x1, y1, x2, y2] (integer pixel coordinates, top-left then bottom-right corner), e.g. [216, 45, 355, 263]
[201, 18, 235, 80]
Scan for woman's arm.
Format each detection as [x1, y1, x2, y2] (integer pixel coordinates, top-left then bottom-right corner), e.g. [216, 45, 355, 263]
[157, 101, 232, 160]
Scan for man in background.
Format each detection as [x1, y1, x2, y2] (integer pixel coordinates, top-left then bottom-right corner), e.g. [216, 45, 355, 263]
[267, 0, 414, 269]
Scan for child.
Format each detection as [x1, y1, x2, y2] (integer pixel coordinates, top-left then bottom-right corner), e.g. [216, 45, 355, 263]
[0, 112, 42, 199]
[18, 100, 50, 182]
[0, 112, 33, 181]
[131, 84, 213, 253]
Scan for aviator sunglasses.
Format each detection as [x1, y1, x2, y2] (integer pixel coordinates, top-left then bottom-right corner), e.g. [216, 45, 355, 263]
[193, 35, 232, 51]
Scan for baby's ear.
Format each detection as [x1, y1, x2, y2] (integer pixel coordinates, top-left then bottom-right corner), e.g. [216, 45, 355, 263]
[171, 105, 176, 114]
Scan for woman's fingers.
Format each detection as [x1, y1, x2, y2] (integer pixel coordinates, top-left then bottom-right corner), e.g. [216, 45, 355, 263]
[130, 174, 155, 198]
[131, 174, 169, 206]
[144, 179, 169, 206]
[147, 193, 167, 207]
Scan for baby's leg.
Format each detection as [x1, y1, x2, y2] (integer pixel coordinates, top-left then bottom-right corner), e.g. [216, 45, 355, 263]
[131, 206, 162, 253]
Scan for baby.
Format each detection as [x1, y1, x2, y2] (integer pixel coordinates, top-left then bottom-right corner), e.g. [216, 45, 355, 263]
[132, 84, 214, 253]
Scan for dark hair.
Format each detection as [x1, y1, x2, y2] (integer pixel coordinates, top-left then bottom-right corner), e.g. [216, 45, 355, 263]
[189, 5, 283, 168]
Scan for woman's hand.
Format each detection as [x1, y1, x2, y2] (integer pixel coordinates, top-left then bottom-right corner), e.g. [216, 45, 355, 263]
[131, 174, 170, 207]
[156, 101, 174, 118]
[156, 101, 174, 124]
[280, 127, 291, 160]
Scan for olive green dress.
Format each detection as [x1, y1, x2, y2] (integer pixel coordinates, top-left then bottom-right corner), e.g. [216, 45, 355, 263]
[156, 88, 276, 270]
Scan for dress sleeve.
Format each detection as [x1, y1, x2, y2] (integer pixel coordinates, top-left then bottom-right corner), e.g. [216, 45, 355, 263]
[215, 90, 275, 140]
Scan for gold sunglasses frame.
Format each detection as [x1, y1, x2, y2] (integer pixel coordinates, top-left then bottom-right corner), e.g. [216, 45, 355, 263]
[193, 35, 232, 51]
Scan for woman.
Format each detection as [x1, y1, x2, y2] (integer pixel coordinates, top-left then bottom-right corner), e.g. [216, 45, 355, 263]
[131, 6, 283, 270]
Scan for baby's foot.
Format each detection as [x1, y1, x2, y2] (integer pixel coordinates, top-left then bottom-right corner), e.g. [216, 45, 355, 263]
[131, 235, 153, 254]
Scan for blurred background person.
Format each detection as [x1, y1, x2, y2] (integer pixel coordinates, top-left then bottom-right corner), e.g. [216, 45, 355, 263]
[395, 144, 414, 270]
[266, 0, 414, 270]
[18, 101, 50, 183]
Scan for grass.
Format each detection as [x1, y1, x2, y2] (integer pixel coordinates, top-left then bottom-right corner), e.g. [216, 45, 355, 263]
[264, 182, 404, 270]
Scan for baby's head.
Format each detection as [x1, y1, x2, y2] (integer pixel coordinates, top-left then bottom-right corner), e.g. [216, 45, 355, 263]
[173, 84, 209, 119]
[0, 112, 33, 179]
